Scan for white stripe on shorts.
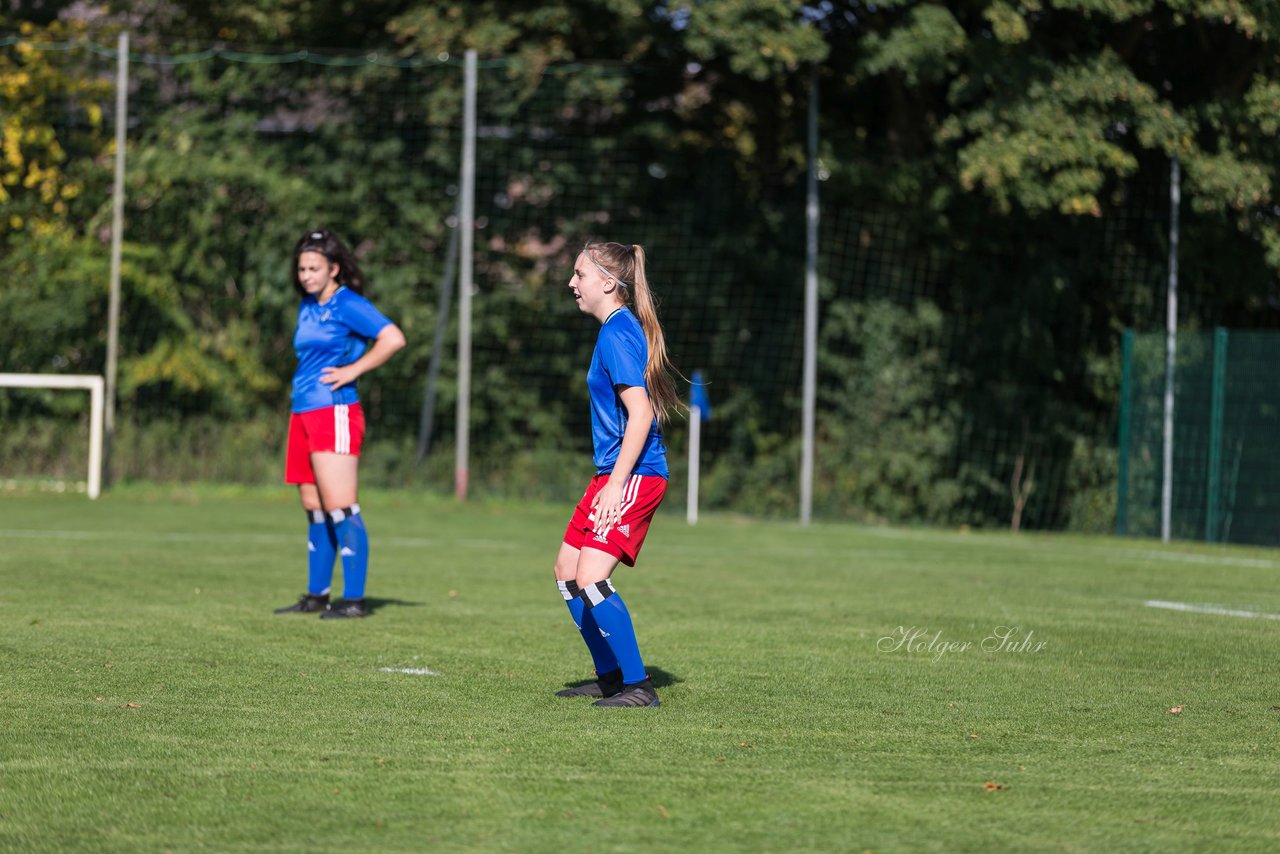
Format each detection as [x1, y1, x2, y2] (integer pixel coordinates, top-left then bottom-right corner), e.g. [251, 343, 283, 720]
[586, 474, 640, 526]
[618, 474, 641, 516]
[334, 404, 349, 454]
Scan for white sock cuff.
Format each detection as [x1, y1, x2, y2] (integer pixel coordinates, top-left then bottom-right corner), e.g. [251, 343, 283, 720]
[327, 503, 361, 524]
[580, 579, 616, 608]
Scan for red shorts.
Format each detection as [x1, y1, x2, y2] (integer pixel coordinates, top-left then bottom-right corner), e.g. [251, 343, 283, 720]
[563, 473, 667, 567]
[284, 403, 366, 484]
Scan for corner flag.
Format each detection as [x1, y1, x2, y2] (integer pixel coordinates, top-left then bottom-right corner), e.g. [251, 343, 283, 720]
[690, 370, 711, 421]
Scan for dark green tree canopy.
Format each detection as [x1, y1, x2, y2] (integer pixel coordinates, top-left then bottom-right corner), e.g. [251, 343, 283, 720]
[5, 1, 1280, 530]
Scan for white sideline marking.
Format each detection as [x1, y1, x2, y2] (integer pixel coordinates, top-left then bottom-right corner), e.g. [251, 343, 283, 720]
[3, 525, 1271, 564]
[379, 667, 441, 676]
[1124, 551, 1280, 569]
[1145, 600, 1280, 621]
[861, 527, 1280, 569]
[0, 528, 438, 548]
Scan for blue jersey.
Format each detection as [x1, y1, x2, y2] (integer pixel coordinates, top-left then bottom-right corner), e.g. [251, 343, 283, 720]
[587, 307, 668, 478]
[291, 287, 392, 413]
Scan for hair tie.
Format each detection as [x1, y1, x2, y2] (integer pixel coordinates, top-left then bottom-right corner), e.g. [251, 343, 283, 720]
[585, 252, 631, 288]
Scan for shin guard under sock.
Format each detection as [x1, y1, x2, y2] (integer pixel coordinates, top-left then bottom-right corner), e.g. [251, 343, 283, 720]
[578, 579, 646, 684]
[558, 580, 619, 676]
[306, 510, 338, 596]
[329, 504, 369, 600]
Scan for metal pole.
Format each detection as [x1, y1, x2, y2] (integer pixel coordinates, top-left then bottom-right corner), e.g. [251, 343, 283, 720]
[416, 213, 459, 463]
[1116, 328, 1133, 536]
[800, 68, 819, 525]
[1161, 155, 1180, 542]
[1204, 327, 1227, 542]
[454, 50, 477, 501]
[88, 376, 103, 499]
[687, 406, 701, 525]
[104, 31, 128, 488]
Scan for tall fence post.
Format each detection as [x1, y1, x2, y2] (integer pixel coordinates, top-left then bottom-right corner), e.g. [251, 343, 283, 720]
[687, 405, 701, 525]
[104, 31, 128, 489]
[800, 67, 819, 526]
[416, 210, 459, 464]
[1204, 327, 1228, 542]
[455, 49, 477, 501]
[1161, 155, 1180, 542]
[1116, 328, 1134, 536]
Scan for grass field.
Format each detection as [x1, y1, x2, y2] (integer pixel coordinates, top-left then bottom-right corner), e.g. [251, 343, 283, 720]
[2, 485, 1279, 852]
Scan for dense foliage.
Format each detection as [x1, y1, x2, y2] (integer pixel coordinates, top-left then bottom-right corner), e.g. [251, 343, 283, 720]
[4, 2, 1279, 530]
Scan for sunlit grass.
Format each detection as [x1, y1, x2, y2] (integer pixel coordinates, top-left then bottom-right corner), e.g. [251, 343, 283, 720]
[2, 486, 1278, 851]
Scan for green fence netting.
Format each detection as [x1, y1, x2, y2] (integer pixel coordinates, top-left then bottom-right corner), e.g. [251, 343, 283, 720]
[1118, 329, 1280, 546]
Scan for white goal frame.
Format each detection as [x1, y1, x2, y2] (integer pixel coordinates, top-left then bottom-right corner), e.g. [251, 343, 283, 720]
[0, 373, 104, 499]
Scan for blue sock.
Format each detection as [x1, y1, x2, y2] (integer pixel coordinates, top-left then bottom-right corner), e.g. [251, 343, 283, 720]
[558, 580, 619, 676]
[330, 504, 369, 600]
[306, 510, 337, 596]
[580, 580, 646, 684]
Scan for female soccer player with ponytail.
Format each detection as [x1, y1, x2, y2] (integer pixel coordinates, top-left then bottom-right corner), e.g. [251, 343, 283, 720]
[274, 228, 405, 619]
[555, 241, 681, 707]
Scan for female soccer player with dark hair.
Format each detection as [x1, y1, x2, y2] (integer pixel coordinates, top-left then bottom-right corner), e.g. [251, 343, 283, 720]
[274, 228, 405, 619]
[554, 241, 682, 707]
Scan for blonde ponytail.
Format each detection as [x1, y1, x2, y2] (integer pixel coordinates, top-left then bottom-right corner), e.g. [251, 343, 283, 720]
[585, 242, 684, 424]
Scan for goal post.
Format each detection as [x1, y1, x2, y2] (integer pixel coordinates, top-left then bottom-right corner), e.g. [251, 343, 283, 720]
[0, 373, 105, 499]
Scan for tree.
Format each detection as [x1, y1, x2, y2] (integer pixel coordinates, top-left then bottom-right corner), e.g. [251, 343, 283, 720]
[7, 1, 1280, 524]
[0, 18, 108, 243]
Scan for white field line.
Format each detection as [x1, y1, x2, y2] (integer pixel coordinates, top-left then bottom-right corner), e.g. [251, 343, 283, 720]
[861, 526, 1280, 570]
[3, 525, 1274, 565]
[1114, 550, 1280, 569]
[0, 529, 295, 543]
[0, 528, 517, 550]
[1145, 600, 1280, 620]
[379, 667, 441, 676]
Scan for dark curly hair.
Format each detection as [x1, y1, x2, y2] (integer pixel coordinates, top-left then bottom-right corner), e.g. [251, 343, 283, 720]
[291, 228, 367, 297]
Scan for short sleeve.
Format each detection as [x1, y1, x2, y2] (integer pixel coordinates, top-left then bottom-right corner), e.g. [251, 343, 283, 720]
[341, 292, 393, 340]
[599, 325, 647, 389]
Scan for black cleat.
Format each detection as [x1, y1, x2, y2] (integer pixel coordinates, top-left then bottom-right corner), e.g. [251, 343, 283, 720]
[556, 669, 623, 699]
[274, 593, 329, 614]
[321, 598, 370, 619]
[592, 678, 660, 708]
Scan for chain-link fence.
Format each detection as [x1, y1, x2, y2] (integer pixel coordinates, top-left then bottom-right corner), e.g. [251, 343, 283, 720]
[7, 37, 1269, 537]
[1119, 329, 1280, 546]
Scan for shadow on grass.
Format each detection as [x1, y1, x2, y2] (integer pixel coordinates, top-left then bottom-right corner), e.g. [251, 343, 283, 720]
[646, 666, 682, 688]
[560, 664, 683, 690]
[362, 597, 425, 613]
